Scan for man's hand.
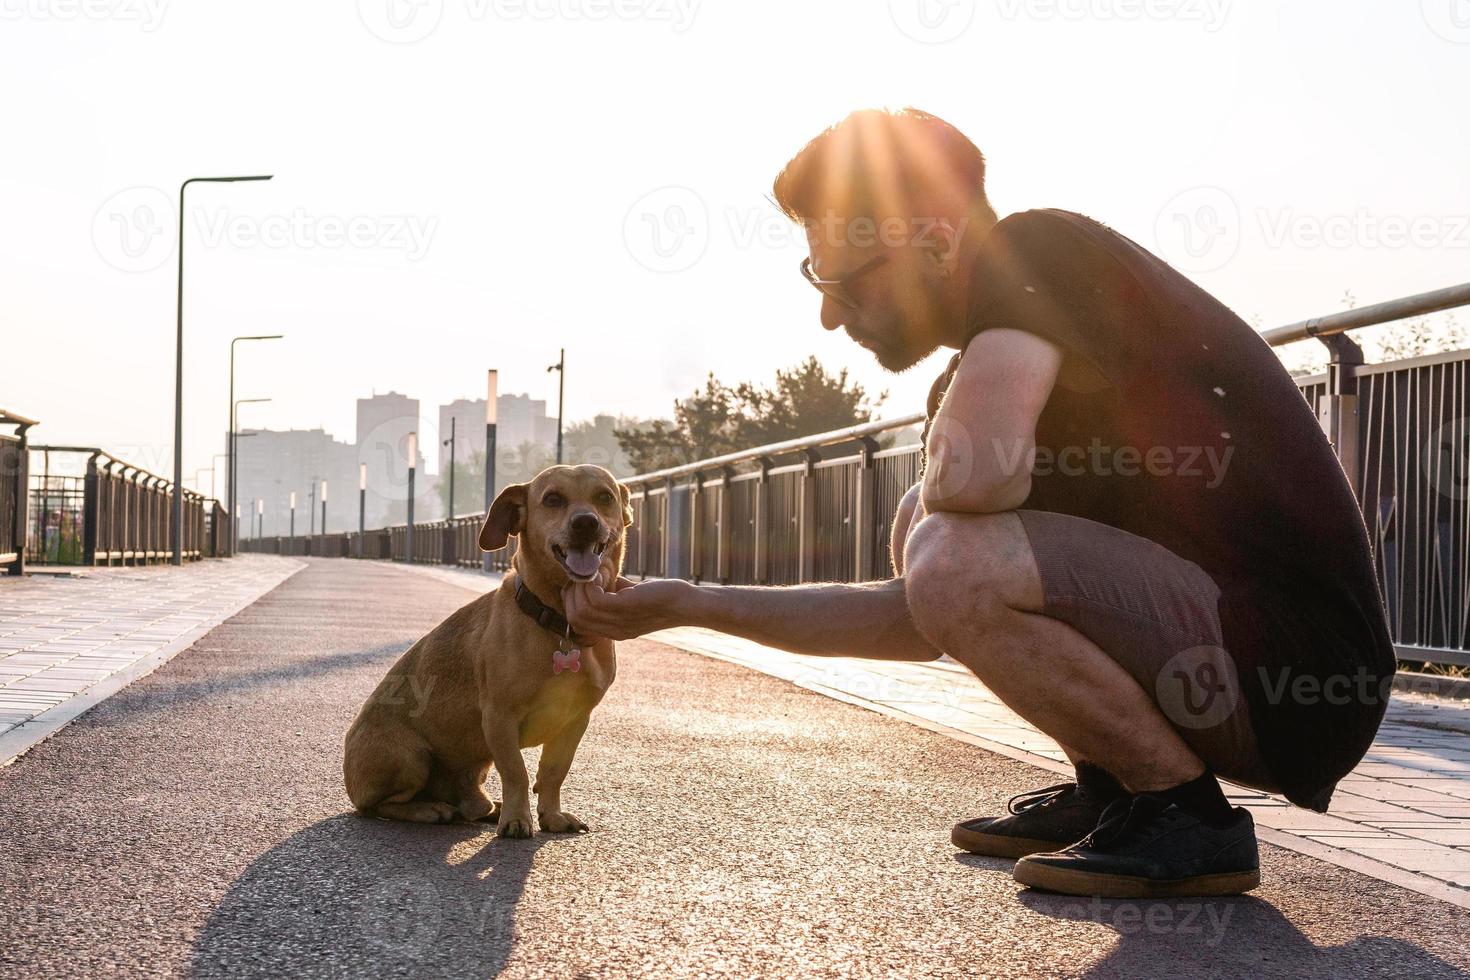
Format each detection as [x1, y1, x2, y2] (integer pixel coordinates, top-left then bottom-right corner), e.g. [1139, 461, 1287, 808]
[562, 577, 696, 641]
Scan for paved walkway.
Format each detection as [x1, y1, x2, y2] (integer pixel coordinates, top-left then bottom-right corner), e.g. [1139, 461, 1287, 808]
[3, 557, 1468, 978]
[407, 563, 1470, 908]
[0, 556, 302, 765]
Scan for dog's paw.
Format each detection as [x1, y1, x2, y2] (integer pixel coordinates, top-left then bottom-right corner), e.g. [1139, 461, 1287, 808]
[538, 809, 589, 834]
[496, 811, 535, 839]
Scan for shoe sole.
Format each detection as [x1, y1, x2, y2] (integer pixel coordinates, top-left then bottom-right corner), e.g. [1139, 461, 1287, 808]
[951, 823, 1071, 859]
[1012, 859, 1260, 898]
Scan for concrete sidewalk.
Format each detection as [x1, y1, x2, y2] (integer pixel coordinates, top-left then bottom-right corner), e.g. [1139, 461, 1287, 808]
[0, 555, 302, 766]
[3, 558, 1469, 977]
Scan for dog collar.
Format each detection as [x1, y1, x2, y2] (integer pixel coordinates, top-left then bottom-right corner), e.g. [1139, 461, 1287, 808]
[514, 578, 592, 648]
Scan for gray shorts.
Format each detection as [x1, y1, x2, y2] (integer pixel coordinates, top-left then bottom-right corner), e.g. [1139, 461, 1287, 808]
[1015, 509, 1280, 794]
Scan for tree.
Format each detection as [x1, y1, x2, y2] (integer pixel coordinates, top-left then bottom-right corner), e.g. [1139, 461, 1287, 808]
[615, 357, 886, 473]
[435, 450, 486, 518]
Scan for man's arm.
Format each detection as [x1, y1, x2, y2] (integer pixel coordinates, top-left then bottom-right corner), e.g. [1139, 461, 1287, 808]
[922, 327, 1061, 515]
[563, 577, 942, 662]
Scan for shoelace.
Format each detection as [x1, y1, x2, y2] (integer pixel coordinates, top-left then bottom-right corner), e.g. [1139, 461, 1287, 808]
[1006, 782, 1078, 815]
[1079, 794, 1173, 850]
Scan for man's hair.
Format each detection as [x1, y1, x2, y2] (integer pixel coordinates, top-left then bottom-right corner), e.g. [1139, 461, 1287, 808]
[772, 107, 997, 228]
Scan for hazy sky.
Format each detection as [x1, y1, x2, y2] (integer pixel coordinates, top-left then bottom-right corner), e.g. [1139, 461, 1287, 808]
[3, 0, 1467, 486]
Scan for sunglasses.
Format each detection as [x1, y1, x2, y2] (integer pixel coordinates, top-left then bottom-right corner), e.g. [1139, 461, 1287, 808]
[799, 254, 888, 310]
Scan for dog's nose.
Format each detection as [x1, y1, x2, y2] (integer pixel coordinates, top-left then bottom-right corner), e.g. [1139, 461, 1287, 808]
[570, 513, 600, 539]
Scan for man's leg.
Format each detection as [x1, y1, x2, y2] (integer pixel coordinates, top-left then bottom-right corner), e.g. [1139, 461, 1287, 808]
[903, 510, 1259, 897]
[903, 511, 1205, 792]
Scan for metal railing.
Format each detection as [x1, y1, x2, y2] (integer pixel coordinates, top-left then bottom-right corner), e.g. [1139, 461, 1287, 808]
[239, 282, 1470, 668]
[1, 409, 37, 575]
[26, 447, 218, 566]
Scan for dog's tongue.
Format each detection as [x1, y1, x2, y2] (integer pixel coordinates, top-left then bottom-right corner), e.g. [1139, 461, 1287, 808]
[564, 546, 601, 579]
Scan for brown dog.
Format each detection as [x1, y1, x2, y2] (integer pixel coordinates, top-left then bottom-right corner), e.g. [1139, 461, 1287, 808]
[343, 464, 631, 837]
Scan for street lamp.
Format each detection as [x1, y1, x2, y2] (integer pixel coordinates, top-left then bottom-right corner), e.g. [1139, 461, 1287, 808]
[357, 462, 366, 559]
[547, 349, 565, 464]
[442, 416, 456, 521]
[232, 398, 270, 548]
[228, 334, 283, 554]
[483, 370, 498, 573]
[256, 497, 263, 540]
[406, 431, 417, 563]
[289, 490, 297, 551]
[173, 174, 273, 565]
[320, 480, 328, 549]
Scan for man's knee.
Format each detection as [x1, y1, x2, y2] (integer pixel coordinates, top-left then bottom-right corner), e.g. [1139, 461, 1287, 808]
[903, 512, 1025, 648]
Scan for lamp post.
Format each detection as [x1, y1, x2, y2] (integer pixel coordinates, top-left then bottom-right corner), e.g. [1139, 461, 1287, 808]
[406, 432, 417, 563]
[256, 498, 263, 540]
[234, 503, 241, 549]
[173, 174, 273, 565]
[289, 490, 296, 552]
[320, 480, 328, 552]
[483, 370, 498, 572]
[442, 416, 456, 520]
[357, 463, 366, 559]
[546, 349, 565, 464]
[232, 397, 270, 550]
[228, 334, 283, 555]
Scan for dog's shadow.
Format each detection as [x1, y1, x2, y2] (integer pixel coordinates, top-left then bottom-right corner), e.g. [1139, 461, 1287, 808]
[190, 813, 563, 979]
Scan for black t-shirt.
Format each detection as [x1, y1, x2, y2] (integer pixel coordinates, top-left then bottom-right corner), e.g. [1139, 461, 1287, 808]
[922, 209, 1394, 811]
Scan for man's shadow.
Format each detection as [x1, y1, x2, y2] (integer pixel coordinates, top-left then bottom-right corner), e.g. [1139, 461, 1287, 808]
[956, 856, 1464, 978]
[191, 813, 563, 979]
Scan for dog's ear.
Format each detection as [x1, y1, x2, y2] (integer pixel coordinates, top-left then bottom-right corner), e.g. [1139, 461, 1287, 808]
[479, 483, 528, 552]
[618, 483, 635, 528]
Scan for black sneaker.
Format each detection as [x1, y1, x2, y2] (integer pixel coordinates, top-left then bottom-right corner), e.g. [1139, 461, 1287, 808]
[1013, 794, 1260, 898]
[952, 782, 1116, 858]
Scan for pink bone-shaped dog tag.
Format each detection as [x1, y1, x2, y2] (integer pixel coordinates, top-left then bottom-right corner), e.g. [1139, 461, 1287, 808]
[552, 647, 582, 674]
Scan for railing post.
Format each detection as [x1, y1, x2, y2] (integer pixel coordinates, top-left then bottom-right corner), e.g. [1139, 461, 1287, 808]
[688, 472, 703, 583]
[662, 476, 675, 578]
[716, 465, 733, 584]
[797, 447, 819, 584]
[753, 456, 770, 585]
[634, 482, 647, 577]
[1317, 333, 1363, 500]
[853, 436, 879, 582]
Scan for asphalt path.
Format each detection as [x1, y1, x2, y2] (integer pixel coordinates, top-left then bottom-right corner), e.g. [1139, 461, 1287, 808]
[2, 559, 1467, 978]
